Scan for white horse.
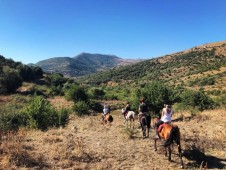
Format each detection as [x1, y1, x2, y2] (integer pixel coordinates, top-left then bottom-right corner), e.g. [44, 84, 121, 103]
[121, 108, 135, 125]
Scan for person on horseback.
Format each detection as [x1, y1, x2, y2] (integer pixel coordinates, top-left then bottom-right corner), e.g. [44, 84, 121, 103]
[122, 101, 131, 119]
[138, 98, 149, 123]
[155, 104, 173, 138]
[102, 104, 110, 121]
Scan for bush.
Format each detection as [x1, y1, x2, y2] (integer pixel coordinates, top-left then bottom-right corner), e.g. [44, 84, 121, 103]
[57, 108, 70, 127]
[181, 90, 215, 111]
[65, 85, 88, 102]
[88, 100, 103, 113]
[0, 66, 22, 94]
[214, 94, 226, 107]
[73, 101, 89, 116]
[88, 88, 105, 100]
[0, 105, 27, 132]
[103, 93, 118, 100]
[134, 82, 173, 114]
[21, 96, 68, 130]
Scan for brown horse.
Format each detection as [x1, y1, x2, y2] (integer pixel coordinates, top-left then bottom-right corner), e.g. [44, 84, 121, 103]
[153, 118, 184, 168]
[101, 114, 113, 127]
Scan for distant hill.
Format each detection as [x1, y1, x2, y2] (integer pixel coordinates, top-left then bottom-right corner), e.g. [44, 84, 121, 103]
[33, 53, 142, 77]
[78, 41, 226, 92]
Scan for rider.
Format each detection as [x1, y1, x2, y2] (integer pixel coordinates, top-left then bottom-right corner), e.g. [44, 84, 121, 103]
[138, 98, 149, 123]
[102, 104, 110, 121]
[155, 104, 173, 138]
[123, 101, 131, 119]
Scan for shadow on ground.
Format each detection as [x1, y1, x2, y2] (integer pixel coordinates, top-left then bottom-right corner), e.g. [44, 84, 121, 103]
[183, 144, 226, 169]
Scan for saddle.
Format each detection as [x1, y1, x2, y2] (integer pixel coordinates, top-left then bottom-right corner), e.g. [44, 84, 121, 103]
[157, 122, 171, 132]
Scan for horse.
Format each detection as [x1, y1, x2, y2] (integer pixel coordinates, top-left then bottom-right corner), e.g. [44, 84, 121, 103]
[101, 114, 113, 127]
[121, 108, 135, 126]
[138, 112, 151, 139]
[153, 118, 184, 169]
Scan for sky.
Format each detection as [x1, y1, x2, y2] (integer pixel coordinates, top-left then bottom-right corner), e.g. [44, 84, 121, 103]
[0, 0, 226, 64]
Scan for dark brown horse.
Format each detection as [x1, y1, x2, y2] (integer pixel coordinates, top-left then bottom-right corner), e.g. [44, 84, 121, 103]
[153, 118, 184, 168]
[139, 113, 151, 138]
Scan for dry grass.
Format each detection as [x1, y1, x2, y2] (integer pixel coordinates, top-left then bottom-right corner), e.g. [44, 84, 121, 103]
[0, 129, 47, 169]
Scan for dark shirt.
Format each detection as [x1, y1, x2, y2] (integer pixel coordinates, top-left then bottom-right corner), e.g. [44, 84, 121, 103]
[139, 102, 148, 113]
[125, 105, 131, 112]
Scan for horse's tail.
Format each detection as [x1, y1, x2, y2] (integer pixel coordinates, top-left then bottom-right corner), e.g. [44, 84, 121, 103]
[141, 116, 146, 126]
[173, 126, 181, 145]
[146, 115, 151, 129]
[132, 112, 135, 121]
[108, 115, 113, 123]
[174, 126, 182, 154]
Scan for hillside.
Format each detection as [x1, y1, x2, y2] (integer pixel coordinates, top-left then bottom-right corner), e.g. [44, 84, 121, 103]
[79, 41, 226, 92]
[1, 96, 225, 169]
[34, 53, 142, 77]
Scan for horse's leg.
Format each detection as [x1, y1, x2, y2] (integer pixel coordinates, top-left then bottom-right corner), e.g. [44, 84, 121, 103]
[168, 145, 172, 161]
[164, 147, 167, 157]
[147, 126, 150, 138]
[143, 126, 146, 138]
[178, 144, 184, 168]
[174, 127, 184, 168]
[146, 115, 151, 137]
[154, 139, 157, 151]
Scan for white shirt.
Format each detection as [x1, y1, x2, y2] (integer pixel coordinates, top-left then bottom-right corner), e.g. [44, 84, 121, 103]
[161, 109, 173, 122]
[103, 108, 109, 115]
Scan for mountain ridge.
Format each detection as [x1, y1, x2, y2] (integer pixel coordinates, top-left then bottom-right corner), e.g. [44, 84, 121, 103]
[33, 53, 142, 77]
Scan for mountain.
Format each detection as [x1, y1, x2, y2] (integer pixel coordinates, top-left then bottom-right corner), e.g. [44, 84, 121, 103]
[78, 41, 226, 92]
[33, 53, 142, 77]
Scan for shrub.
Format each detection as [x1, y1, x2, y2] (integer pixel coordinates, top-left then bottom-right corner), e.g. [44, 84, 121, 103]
[73, 101, 89, 116]
[180, 90, 215, 111]
[103, 93, 118, 100]
[0, 105, 27, 132]
[88, 100, 103, 112]
[21, 96, 66, 130]
[57, 108, 70, 127]
[88, 88, 105, 100]
[135, 82, 173, 114]
[0, 66, 22, 94]
[65, 85, 88, 102]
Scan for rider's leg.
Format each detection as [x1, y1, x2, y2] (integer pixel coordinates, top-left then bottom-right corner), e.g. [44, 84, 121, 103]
[155, 120, 163, 138]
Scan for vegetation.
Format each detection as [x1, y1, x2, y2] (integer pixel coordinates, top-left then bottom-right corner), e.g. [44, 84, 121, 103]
[1, 42, 226, 132]
[0, 55, 43, 94]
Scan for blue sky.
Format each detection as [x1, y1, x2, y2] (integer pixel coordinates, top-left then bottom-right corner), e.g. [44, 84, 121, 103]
[0, 0, 226, 64]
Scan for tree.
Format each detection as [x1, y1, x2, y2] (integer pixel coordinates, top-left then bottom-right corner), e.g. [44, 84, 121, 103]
[0, 66, 22, 94]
